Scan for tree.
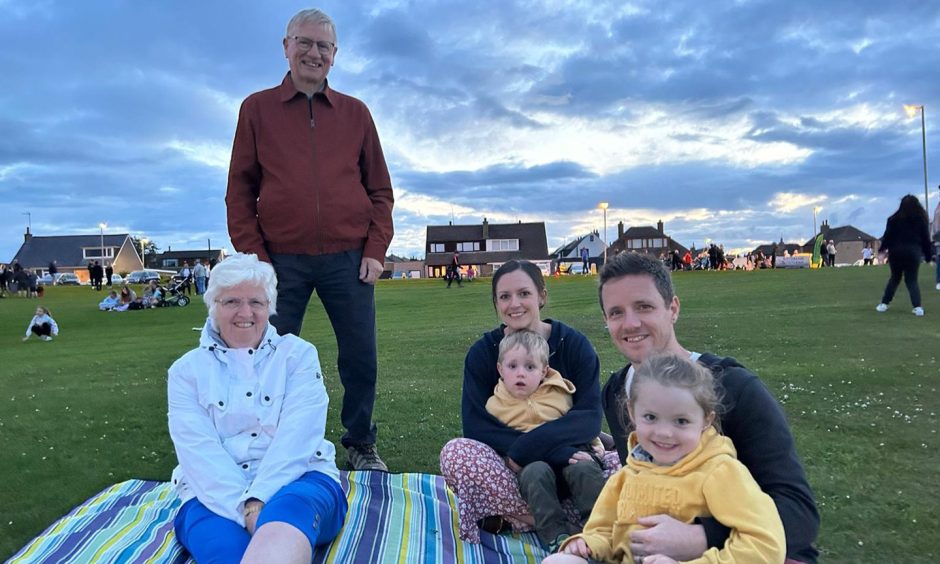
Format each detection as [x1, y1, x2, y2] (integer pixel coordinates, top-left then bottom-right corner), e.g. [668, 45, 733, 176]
[129, 237, 160, 268]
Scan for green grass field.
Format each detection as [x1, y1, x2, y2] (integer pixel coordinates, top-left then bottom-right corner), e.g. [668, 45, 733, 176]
[1, 266, 938, 561]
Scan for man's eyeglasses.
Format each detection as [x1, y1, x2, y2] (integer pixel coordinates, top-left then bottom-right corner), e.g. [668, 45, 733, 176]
[216, 298, 269, 311]
[289, 35, 335, 55]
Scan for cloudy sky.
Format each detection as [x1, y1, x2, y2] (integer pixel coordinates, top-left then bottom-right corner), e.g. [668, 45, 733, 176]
[2, 0, 938, 263]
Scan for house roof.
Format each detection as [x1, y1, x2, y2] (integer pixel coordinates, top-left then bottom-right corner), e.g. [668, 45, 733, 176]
[12, 234, 132, 268]
[802, 224, 878, 247]
[550, 232, 604, 258]
[752, 242, 804, 255]
[154, 249, 225, 261]
[622, 225, 665, 238]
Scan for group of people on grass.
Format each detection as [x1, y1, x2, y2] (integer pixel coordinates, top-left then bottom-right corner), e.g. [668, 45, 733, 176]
[121, 6, 935, 563]
[166, 251, 818, 564]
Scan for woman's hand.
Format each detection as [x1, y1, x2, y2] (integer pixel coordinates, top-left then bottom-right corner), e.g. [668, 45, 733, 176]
[244, 500, 265, 535]
[560, 537, 591, 557]
[568, 451, 594, 465]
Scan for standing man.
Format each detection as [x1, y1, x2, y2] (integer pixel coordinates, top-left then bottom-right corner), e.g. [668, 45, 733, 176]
[580, 246, 590, 274]
[48, 260, 58, 282]
[105, 262, 114, 287]
[227, 8, 394, 471]
[447, 251, 461, 288]
[193, 259, 207, 295]
[596, 253, 819, 563]
[92, 260, 104, 291]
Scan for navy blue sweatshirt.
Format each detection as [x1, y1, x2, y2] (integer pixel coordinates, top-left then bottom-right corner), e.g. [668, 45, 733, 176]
[603, 354, 819, 564]
[462, 320, 602, 468]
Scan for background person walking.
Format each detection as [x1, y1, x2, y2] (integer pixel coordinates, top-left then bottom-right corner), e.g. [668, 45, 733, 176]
[876, 195, 934, 316]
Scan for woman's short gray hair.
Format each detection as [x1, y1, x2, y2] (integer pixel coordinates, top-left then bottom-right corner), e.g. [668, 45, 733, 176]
[286, 8, 337, 44]
[203, 253, 278, 318]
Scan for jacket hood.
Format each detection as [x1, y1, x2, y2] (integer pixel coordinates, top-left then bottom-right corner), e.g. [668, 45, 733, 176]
[627, 427, 735, 475]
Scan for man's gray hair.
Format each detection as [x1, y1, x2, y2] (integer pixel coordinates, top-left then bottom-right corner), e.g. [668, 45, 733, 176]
[286, 8, 337, 44]
[203, 253, 278, 318]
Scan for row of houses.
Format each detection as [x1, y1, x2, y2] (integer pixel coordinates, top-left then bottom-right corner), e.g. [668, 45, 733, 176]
[7, 229, 226, 282]
[8, 218, 879, 281]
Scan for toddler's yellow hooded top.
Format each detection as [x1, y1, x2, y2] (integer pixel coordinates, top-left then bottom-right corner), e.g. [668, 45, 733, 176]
[563, 428, 785, 563]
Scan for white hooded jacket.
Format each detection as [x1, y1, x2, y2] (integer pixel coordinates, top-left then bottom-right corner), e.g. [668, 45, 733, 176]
[167, 319, 339, 526]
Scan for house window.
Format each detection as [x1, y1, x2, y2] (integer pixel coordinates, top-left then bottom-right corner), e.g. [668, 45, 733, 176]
[457, 242, 480, 252]
[627, 239, 641, 249]
[487, 239, 519, 251]
[163, 259, 179, 268]
[83, 247, 115, 259]
[430, 243, 445, 253]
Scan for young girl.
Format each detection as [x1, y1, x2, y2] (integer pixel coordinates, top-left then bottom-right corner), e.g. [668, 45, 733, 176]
[547, 354, 785, 564]
[23, 306, 59, 342]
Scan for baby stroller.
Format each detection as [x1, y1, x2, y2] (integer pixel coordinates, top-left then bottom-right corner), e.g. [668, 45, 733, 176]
[157, 279, 191, 307]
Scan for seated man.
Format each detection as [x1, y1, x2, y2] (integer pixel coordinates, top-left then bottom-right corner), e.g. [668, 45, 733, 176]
[596, 252, 819, 563]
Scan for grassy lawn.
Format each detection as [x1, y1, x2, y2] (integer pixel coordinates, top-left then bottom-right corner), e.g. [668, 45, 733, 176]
[1, 266, 938, 561]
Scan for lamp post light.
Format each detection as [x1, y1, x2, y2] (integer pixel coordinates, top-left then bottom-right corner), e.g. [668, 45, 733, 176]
[140, 237, 149, 268]
[904, 104, 929, 211]
[599, 202, 609, 265]
[813, 206, 821, 236]
[99, 223, 107, 260]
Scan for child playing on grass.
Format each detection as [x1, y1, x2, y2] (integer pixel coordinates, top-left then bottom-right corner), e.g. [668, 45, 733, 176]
[23, 306, 59, 342]
[546, 354, 785, 564]
[99, 290, 121, 311]
[486, 330, 606, 553]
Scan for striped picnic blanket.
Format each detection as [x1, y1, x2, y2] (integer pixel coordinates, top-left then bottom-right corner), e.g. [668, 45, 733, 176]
[8, 472, 549, 563]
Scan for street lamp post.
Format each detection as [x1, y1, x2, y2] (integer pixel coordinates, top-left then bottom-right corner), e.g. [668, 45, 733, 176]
[599, 202, 609, 265]
[904, 104, 929, 211]
[140, 237, 148, 269]
[99, 223, 107, 259]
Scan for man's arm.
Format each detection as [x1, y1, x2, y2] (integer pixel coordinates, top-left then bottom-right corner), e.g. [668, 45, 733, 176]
[357, 110, 394, 265]
[717, 369, 819, 563]
[225, 98, 269, 262]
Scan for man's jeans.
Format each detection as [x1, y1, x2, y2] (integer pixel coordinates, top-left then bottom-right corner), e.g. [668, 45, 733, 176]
[270, 251, 378, 447]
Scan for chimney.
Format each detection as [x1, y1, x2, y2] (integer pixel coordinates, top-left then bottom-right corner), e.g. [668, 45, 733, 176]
[483, 217, 489, 239]
[617, 221, 624, 240]
[24, 227, 32, 243]
[657, 220, 664, 234]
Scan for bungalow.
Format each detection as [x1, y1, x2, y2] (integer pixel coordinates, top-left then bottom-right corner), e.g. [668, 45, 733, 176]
[10, 229, 143, 282]
[425, 218, 550, 278]
[607, 220, 689, 258]
[550, 230, 607, 273]
[152, 249, 227, 271]
[802, 221, 880, 265]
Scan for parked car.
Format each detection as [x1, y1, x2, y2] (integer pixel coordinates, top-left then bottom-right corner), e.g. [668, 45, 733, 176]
[125, 270, 161, 284]
[39, 273, 55, 285]
[110, 273, 124, 285]
[55, 273, 81, 285]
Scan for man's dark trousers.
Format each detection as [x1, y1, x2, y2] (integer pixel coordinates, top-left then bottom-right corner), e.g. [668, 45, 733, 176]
[270, 250, 378, 448]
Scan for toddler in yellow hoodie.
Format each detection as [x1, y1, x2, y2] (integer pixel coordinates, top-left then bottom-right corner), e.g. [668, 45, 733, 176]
[486, 330, 606, 552]
[545, 354, 785, 564]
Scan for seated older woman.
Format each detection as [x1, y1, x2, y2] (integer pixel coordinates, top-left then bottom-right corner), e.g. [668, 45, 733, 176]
[167, 253, 347, 564]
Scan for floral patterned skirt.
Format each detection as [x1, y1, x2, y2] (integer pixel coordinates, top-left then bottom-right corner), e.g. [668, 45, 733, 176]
[439, 438, 621, 543]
